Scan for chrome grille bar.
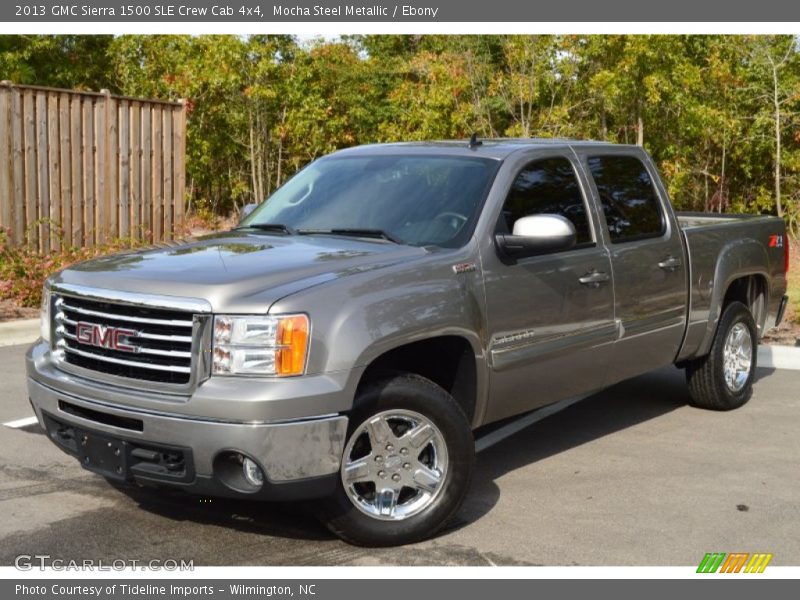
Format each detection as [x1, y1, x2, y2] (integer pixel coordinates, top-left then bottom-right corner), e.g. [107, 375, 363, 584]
[57, 342, 192, 374]
[57, 300, 194, 327]
[55, 314, 193, 343]
[56, 328, 192, 359]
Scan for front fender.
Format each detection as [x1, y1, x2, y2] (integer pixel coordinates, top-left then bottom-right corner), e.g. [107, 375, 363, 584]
[268, 249, 488, 417]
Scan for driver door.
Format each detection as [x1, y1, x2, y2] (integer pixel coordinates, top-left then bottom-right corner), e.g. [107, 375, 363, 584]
[481, 153, 616, 423]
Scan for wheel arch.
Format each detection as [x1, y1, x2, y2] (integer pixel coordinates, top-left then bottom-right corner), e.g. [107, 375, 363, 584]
[697, 269, 769, 357]
[355, 334, 483, 428]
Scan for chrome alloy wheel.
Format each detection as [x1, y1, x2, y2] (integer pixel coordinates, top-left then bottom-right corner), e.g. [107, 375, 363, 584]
[341, 409, 449, 521]
[722, 322, 753, 392]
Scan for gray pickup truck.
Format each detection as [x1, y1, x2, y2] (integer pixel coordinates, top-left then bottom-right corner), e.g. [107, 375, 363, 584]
[27, 139, 789, 546]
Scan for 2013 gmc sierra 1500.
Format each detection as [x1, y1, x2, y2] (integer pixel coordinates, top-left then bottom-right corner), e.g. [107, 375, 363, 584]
[27, 139, 789, 546]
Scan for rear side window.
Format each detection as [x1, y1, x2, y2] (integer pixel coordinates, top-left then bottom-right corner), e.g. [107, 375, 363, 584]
[498, 157, 593, 245]
[587, 155, 665, 243]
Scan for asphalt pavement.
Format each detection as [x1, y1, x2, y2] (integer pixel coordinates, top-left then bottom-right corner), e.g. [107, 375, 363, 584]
[1, 342, 798, 566]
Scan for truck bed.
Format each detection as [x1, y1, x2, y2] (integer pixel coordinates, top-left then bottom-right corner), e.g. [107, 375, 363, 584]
[675, 211, 787, 362]
[676, 211, 778, 230]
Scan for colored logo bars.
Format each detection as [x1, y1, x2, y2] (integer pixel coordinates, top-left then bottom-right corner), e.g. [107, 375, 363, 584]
[697, 552, 773, 573]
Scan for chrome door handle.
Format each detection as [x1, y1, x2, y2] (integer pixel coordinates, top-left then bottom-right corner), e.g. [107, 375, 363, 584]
[579, 271, 610, 287]
[658, 256, 682, 271]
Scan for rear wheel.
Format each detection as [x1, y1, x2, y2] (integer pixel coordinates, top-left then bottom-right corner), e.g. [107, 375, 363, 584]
[315, 373, 474, 546]
[686, 301, 757, 411]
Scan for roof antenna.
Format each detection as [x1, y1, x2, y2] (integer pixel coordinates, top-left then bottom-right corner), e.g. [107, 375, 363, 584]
[468, 133, 482, 148]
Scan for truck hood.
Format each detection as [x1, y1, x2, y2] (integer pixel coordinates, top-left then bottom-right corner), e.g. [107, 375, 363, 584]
[51, 231, 430, 313]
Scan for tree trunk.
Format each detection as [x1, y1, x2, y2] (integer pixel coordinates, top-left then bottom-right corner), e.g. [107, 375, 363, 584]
[636, 101, 644, 147]
[255, 112, 264, 203]
[600, 110, 608, 140]
[720, 140, 727, 214]
[276, 107, 286, 187]
[276, 137, 283, 188]
[248, 110, 258, 204]
[265, 131, 272, 197]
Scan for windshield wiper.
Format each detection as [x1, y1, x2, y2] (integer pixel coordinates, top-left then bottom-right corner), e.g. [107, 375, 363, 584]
[298, 228, 404, 244]
[237, 223, 297, 235]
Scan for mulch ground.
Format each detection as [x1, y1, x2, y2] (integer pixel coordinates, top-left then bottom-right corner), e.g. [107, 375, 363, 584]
[0, 299, 39, 322]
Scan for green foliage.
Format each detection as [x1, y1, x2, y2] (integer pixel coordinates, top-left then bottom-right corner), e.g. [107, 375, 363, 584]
[0, 229, 150, 307]
[4, 34, 800, 227]
[0, 35, 114, 90]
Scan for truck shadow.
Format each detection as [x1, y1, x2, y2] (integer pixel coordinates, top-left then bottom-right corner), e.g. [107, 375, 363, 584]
[109, 365, 778, 546]
[455, 365, 777, 534]
[106, 479, 337, 543]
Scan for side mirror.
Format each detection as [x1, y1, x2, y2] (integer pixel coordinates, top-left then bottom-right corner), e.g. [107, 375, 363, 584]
[239, 203, 259, 223]
[495, 214, 577, 259]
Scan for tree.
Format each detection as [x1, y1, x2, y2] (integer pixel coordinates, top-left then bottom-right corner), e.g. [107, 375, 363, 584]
[0, 35, 114, 91]
[746, 36, 800, 217]
[4, 33, 800, 225]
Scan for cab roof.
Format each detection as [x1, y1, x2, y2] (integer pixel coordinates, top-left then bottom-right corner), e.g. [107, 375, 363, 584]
[332, 138, 639, 161]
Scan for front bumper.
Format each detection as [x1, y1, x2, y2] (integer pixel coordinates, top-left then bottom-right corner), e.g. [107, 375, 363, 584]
[27, 341, 351, 500]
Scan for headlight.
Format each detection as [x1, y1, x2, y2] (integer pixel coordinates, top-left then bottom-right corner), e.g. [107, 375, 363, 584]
[212, 314, 309, 376]
[40, 284, 51, 343]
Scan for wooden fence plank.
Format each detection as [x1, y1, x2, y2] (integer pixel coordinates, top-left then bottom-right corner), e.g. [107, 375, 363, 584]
[35, 92, 49, 253]
[59, 92, 72, 248]
[130, 102, 141, 242]
[47, 93, 60, 252]
[70, 95, 82, 246]
[95, 91, 107, 244]
[12, 88, 25, 243]
[162, 107, 173, 241]
[141, 106, 152, 242]
[23, 90, 37, 249]
[82, 98, 94, 246]
[107, 95, 118, 240]
[119, 100, 130, 241]
[173, 102, 186, 236]
[0, 87, 11, 238]
[152, 105, 163, 243]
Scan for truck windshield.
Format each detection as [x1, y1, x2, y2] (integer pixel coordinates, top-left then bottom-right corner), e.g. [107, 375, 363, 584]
[240, 154, 500, 247]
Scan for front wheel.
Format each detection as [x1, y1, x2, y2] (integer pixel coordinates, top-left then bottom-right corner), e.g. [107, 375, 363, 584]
[315, 373, 474, 546]
[686, 301, 758, 411]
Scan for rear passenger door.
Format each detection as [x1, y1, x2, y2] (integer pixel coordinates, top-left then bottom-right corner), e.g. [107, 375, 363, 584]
[578, 149, 688, 384]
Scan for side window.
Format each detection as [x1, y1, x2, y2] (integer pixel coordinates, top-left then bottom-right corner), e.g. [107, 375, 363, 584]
[498, 157, 593, 246]
[587, 155, 665, 243]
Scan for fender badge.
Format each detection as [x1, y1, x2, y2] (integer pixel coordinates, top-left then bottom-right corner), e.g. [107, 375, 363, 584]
[452, 262, 477, 274]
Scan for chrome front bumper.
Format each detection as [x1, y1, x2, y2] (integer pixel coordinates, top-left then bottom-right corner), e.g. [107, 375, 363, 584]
[27, 341, 351, 499]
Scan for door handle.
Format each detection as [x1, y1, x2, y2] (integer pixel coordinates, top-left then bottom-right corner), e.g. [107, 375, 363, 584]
[658, 255, 682, 271]
[579, 271, 610, 287]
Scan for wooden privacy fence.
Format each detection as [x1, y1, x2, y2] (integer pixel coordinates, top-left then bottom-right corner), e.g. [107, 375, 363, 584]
[0, 82, 186, 252]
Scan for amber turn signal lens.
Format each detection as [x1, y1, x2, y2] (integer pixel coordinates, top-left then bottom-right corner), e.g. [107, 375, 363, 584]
[275, 315, 309, 376]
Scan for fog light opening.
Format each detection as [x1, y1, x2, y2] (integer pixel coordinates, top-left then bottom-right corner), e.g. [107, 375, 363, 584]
[242, 457, 264, 488]
[213, 451, 266, 494]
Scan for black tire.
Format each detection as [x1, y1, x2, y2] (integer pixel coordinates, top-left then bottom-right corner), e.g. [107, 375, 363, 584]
[314, 373, 474, 547]
[686, 301, 758, 411]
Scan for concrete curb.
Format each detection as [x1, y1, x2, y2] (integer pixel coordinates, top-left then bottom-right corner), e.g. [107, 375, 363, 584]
[758, 344, 800, 371]
[0, 318, 40, 347]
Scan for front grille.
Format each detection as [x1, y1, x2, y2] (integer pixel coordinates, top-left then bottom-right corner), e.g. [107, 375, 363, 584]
[53, 294, 195, 385]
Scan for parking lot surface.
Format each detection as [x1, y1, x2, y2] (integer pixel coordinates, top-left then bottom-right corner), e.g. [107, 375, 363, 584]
[1, 343, 798, 566]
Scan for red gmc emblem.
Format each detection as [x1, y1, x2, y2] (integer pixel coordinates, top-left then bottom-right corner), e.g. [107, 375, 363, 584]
[75, 322, 139, 353]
